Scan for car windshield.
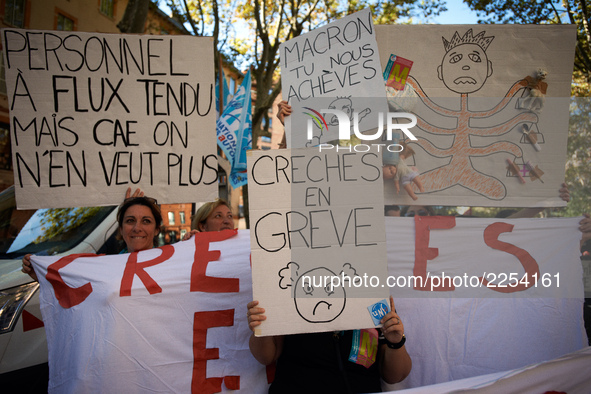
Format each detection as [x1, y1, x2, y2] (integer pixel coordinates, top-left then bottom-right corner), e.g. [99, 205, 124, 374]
[0, 187, 115, 259]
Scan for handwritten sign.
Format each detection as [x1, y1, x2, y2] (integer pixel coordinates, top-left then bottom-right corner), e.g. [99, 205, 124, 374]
[280, 9, 388, 147]
[2, 29, 218, 208]
[247, 148, 389, 336]
[375, 25, 576, 207]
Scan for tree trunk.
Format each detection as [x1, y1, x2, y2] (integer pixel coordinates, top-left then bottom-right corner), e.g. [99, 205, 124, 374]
[117, 0, 150, 33]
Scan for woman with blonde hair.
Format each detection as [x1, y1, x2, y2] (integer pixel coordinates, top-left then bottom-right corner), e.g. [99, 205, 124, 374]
[182, 198, 235, 241]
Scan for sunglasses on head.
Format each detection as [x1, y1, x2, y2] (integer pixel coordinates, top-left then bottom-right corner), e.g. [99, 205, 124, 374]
[124, 196, 159, 205]
[405, 209, 429, 217]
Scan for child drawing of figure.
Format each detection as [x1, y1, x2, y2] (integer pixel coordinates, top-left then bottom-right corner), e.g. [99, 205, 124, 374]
[405, 29, 534, 200]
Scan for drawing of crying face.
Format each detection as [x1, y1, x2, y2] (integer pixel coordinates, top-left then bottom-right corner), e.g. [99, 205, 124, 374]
[438, 43, 492, 94]
[294, 268, 346, 323]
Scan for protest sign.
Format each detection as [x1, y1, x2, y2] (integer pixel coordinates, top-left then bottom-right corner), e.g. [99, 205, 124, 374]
[383, 216, 587, 390]
[247, 148, 389, 336]
[29, 217, 586, 392]
[2, 29, 218, 208]
[375, 25, 576, 207]
[280, 8, 389, 147]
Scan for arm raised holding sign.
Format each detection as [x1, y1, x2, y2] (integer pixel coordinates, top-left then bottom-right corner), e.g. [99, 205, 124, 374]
[21, 187, 159, 281]
[247, 300, 284, 365]
[379, 296, 412, 384]
[247, 296, 412, 391]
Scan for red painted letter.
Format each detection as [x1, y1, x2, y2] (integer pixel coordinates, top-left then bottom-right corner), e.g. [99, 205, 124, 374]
[413, 216, 456, 291]
[119, 245, 174, 296]
[192, 309, 239, 393]
[191, 230, 239, 293]
[481, 222, 539, 293]
[46, 253, 98, 308]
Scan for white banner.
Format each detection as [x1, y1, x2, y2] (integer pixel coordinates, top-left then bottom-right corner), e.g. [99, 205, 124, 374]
[391, 347, 591, 394]
[31, 218, 587, 393]
[33, 230, 269, 394]
[2, 29, 218, 208]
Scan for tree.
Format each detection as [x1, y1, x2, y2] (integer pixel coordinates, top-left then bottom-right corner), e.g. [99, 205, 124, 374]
[118, 0, 151, 33]
[464, 0, 591, 216]
[165, 0, 446, 148]
[464, 0, 591, 89]
[564, 97, 591, 216]
[34, 207, 103, 244]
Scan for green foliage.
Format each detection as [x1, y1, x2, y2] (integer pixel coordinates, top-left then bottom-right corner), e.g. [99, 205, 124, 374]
[464, 0, 591, 86]
[563, 97, 591, 216]
[34, 207, 102, 244]
[165, 0, 447, 148]
[465, 0, 591, 217]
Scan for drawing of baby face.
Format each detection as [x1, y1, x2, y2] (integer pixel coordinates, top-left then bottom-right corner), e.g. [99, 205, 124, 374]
[327, 98, 353, 124]
[294, 267, 346, 323]
[438, 43, 492, 94]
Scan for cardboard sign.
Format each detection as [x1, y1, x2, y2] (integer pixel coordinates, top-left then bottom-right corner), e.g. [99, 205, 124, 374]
[247, 148, 389, 336]
[375, 25, 576, 207]
[2, 29, 218, 208]
[280, 9, 389, 147]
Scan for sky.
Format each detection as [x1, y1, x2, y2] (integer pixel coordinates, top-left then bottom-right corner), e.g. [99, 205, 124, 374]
[433, 0, 480, 24]
[160, 0, 481, 28]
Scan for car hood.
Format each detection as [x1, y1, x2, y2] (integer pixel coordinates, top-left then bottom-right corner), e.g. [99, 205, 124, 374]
[0, 258, 33, 290]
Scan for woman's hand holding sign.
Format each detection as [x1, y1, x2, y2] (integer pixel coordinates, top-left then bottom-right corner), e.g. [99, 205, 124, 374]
[379, 295, 412, 384]
[380, 296, 405, 345]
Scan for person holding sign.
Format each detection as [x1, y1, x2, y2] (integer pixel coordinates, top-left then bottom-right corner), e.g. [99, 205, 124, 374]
[21, 188, 162, 281]
[181, 199, 235, 241]
[247, 295, 412, 392]
[115, 196, 162, 254]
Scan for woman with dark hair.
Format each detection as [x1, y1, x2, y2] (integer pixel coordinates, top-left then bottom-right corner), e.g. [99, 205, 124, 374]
[116, 196, 162, 253]
[21, 189, 162, 280]
[401, 205, 435, 217]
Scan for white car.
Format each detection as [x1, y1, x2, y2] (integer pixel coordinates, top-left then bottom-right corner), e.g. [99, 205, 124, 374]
[0, 186, 120, 391]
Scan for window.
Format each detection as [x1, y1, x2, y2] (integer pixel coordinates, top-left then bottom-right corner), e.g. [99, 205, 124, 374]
[4, 0, 25, 27]
[179, 211, 186, 224]
[229, 78, 236, 94]
[100, 0, 114, 18]
[261, 116, 273, 129]
[180, 229, 187, 239]
[168, 211, 175, 225]
[57, 14, 75, 31]
[0, 54, 6, 95]
[0, 123, 11, 170]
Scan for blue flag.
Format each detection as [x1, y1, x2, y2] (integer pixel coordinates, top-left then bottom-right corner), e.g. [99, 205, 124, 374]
[216, 69, 252, 188]
[215, 68, 232, 117]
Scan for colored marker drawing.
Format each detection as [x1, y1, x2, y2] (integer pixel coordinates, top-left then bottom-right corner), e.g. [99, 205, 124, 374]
[404, 29, 542, 200]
